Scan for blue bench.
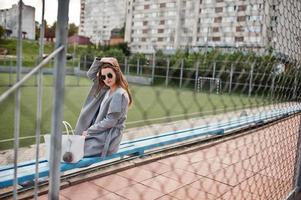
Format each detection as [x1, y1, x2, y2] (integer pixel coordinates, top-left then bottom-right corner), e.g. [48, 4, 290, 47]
[0, 105, 300, 189]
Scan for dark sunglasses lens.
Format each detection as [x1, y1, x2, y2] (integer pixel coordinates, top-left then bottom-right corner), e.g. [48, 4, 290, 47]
[100, 75, 106, 80]
[107, 73, 113, 79]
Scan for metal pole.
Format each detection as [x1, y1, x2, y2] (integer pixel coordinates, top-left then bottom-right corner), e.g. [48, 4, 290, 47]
[271, 74, 275, 99]
[13, 1, 23, 199]
[165, 58, 170, 87]
[293, 68, 298, 100]
[9, 59, 13, 86]
[77, 58, 80, 86]
[34, 0, 45, 198]
[248, 62, 254, 97]
[194, 60, 199, 91]
[151, 53, 155, 84]
[84, 54, 87, 70]
[137, 58, 139, 75]
[179, 59, 184, 88]
[124, 57, 127, 74]
[212, 61, 216, 79]
[229, 64, 233, 94]
[48, 1, 69, 199]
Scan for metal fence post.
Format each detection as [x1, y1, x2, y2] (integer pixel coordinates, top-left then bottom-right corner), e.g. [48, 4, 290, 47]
[212, 61, 216, 79]
[179, 59, 184, 88]
[34, 2, 45, 197]
[13, 1, 23, 199]
[84, 55, 87, 71]
[293, 68, 298, 100]
[194, 60, 199, 91]
[123, 57, 127, 74]
[229, 64, 233, 94]
[77, 58, 80, 86]
[151, 54, 155, 84]
[165, 58, 170, 87]
[271, 74, 275, 98]
[48, 1, 69, 200]
[137, 58, 140, 75]
[248, 62, 254, 97]
[9, 58, 13, 86]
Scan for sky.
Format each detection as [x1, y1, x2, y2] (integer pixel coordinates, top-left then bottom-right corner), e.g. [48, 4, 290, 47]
[0, 0, 81, 25]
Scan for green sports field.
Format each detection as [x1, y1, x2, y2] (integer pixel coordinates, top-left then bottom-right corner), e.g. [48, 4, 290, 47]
[0, 73, 271, 150]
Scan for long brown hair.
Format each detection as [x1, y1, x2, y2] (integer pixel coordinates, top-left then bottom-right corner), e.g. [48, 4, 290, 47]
[95, 62, 133, 106]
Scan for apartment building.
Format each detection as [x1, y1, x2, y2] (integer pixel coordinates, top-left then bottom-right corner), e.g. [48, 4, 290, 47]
[125, 0, 181, 54]
[0, 2, 35, 40]
[125, 0, 301, 59]
[79, 0, 127, 44]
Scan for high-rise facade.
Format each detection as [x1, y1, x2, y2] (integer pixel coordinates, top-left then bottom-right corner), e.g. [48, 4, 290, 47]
[125, 0, 301, 59]
[79, 0, 127, 44]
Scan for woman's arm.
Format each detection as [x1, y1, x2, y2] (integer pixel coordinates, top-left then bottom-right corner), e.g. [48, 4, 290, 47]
[86, 57, 101, 81]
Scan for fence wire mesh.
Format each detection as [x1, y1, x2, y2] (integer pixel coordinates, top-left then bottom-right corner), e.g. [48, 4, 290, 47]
[1, 0, 301, 199]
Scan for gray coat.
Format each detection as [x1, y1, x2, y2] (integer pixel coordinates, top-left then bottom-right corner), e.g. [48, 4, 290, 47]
[74, 58, 129, 157]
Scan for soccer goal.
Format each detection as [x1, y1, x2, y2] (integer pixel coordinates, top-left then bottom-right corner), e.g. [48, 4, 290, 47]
[197, 77, 221, 94]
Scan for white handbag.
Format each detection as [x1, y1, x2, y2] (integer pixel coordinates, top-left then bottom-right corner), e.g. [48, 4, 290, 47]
[44, 121, 85, 163]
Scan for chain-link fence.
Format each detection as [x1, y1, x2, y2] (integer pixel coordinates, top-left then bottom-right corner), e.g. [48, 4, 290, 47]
[1, 0, 301, 199]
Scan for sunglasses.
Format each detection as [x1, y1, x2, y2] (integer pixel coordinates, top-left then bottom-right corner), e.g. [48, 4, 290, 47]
[100, 73, 113, 81]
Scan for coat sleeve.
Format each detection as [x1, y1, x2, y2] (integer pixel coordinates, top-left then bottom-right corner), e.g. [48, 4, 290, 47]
[86, 93, 128, 134]
[87, 57, 101, 81]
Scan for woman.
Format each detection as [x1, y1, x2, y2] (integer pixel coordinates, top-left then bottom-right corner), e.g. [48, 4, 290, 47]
[74, 57, 132, 158]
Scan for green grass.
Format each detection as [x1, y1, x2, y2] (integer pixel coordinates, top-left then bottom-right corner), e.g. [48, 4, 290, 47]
[0, 73, 271, 150]
[0, 39, 89, 67]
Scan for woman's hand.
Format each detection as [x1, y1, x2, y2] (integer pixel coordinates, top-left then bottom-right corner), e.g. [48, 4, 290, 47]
[82, 131, 89, 137]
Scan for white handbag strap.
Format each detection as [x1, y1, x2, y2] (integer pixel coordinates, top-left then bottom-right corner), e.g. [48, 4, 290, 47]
[62, 121, 75, 135]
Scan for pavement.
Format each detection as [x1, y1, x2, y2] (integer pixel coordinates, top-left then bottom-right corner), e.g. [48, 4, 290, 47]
[37, 113, 300, 200]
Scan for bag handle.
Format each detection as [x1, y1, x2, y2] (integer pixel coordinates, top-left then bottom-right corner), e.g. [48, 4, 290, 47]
[62, 121, 75, 135]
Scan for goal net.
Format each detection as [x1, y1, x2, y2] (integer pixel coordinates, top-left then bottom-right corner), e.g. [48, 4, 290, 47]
[197, 77, 221, 94]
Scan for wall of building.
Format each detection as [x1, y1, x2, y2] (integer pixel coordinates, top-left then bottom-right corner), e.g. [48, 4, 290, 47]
[79, 0, 126, 44]
[0, 3, 35, 40]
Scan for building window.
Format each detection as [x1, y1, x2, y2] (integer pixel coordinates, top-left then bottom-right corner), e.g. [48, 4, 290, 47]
[158, 29, 164, 33]
[143, 29, 148, 34]
[238, 5, 246, 11]
[216, 0, 223, 2]
[158, 37, 164, 42]
[142, 38, 146, 42]
[272, 5, 276, 11]
[212, 27, 219, 32]
[214, 16, 222, 23]
[236, 26, 244, 32]
[235, 36, 244, 42]
[143, 21, 148, 26]
[144, 5, 150, 9]
[160, 3, 166, 8]
[212, 37, 221, 41]
[215, 7, 223, 13]
[248, 15, 262, 21]
[271, 16, 277, 21]
[237, 16, 246, 22]
[160, 20, 165, 25]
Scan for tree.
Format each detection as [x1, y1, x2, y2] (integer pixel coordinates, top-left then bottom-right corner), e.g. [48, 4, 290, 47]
[44, 21, 56, 42]
[35, 21, 40, 40]
[68, 23, 78, 37]
[0, 25, 5, 39]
